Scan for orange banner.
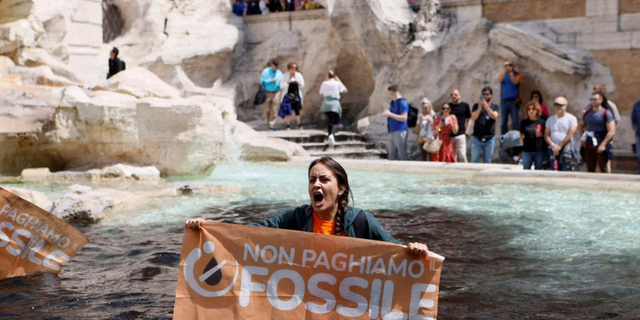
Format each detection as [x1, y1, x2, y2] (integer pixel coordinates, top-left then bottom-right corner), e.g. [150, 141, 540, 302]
[0, 188, 89, 279]
[174, 221, 444, 320]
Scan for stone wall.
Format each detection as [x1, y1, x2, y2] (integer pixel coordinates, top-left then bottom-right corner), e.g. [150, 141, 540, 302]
[621, 0, 640, 14]
[67, 0, 102, 85]
[483, 0, 586, 23]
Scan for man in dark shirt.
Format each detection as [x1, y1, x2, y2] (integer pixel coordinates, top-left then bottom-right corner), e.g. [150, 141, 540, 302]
[470, 87, 500, 163]
[449, 88, 471, 162]
[107, 47, 125, 79]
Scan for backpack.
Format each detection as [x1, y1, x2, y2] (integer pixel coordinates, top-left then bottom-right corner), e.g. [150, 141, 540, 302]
[253, 86, 266, 106]
[407, 103, 418, 128]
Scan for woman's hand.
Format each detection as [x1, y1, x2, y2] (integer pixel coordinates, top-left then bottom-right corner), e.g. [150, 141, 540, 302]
[185, 218, 205, 230]
[406, 242, 429, 256]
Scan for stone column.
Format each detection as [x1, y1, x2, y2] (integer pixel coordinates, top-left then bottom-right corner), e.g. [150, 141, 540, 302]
[67, 0, 102, 85]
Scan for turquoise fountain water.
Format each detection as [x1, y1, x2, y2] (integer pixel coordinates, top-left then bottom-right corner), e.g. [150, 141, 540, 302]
[1, 161, 638, 319]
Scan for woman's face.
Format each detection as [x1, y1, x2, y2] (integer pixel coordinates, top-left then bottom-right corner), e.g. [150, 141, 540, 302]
[422, 106, 431, 115]
[532, 93, 540, 103]
[442, 104, 450, 115]
[289, 65, 297, 73]
[308, 163, 344, 216]
[527, 105, 538, 119]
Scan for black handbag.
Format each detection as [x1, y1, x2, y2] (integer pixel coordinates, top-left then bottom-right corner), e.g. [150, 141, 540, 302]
[253, 86, 266, 106]
[287, 92, 301, 104]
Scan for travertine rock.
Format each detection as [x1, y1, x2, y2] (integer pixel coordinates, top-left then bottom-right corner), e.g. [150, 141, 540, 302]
[0, 81, 306, 176]
[94, 66, 181, 99]
[50, 184, 115, 223]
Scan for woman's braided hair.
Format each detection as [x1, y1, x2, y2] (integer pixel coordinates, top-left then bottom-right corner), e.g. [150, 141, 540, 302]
[308, 157, 352, 236]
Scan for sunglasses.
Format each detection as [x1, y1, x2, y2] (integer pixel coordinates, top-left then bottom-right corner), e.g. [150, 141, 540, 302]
[442, 107, 451, 110]
[553, 103, 565, 107]
[590, 98, 598, 102]
[527, 108, 536, 111]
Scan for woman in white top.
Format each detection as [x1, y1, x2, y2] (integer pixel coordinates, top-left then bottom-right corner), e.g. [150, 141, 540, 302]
[318, 70, 347, 145]
[280, 62, 305, 129]
[416, 98, 435, 161]
[259, 0, 270, 14]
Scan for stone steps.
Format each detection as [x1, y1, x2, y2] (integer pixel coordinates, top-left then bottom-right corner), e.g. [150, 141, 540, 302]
[264, 129, 387, 159]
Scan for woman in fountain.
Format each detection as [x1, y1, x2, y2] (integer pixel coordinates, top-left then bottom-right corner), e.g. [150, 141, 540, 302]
[318, 70, 347, 146]
[431, 103, 458, 162]
[280, 61, 305, 130]
[186, 157, 429, 255]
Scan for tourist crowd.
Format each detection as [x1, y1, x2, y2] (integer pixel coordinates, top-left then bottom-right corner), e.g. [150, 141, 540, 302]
[232, 0, 323, 16]
[255, 59, 640, 174]
[384, 60, 638, 174]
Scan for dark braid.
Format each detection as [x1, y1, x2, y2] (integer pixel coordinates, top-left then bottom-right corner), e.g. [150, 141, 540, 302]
[334, 188, 350, 235]
[308, 157, 353, 236]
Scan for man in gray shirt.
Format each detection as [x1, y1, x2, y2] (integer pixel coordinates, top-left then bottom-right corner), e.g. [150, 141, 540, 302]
[586, 84, 620, 122]
[545, 96, 578, 171]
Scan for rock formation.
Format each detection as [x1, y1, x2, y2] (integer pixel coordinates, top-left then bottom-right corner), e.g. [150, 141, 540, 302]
[0, 0, 306, 177]
[0, 0, 628, 168]
[50, 184, 118, 223]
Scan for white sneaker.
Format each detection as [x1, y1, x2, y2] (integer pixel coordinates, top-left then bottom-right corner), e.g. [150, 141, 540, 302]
[328, 134, 335, 146]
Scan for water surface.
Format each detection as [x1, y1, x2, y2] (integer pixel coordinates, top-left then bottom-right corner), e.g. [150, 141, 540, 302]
[0, 162, 638, 319]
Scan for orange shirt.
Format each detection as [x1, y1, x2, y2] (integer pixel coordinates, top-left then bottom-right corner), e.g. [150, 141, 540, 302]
[312, 212, 342, 236]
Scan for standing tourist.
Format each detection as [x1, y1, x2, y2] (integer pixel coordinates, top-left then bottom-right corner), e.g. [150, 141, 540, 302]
[232, 0, 247, 16]
[268, 0, 283, 12]
[587, 84, 621, 123]
[449, 88, 471, 162]
[520, 101, 547, 170]
[544, 97, 578, 171]
[319, 70, 347, 145]
[246, 0, 262, 15]
[382, 85, 409, 161]
[259, 0, 270, 14]
[283, 0, 296, 11]
[280, 62, 305, 130]
[499, 60, 523, 133]
[632, 100, 640, 174]
[107, 47, 125, 79]
[432, 104, 458, 163]
[470, 87, 500, 163]
[260, 60, 283, 130]
[530, 90, 549, 119]
[416, 98, 435, 161]
[588, 84, 621, 173]
[580, 92, 616, 173]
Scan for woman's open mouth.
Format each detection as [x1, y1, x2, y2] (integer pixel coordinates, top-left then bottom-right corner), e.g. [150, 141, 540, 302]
[313, 192, 324, 207]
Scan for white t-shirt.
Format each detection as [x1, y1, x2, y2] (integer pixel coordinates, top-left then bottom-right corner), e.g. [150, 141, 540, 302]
[259, 1, 269, 14]
[418, 114, 434, 139]
[319, 79, 346, 99]
[546, 113, 578, 145]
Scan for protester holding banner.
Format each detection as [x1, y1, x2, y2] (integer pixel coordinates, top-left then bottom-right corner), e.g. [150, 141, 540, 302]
[186, 157, 429, 256]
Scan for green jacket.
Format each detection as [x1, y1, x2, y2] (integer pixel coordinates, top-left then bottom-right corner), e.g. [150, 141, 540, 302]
[251, 205, 403, 245]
